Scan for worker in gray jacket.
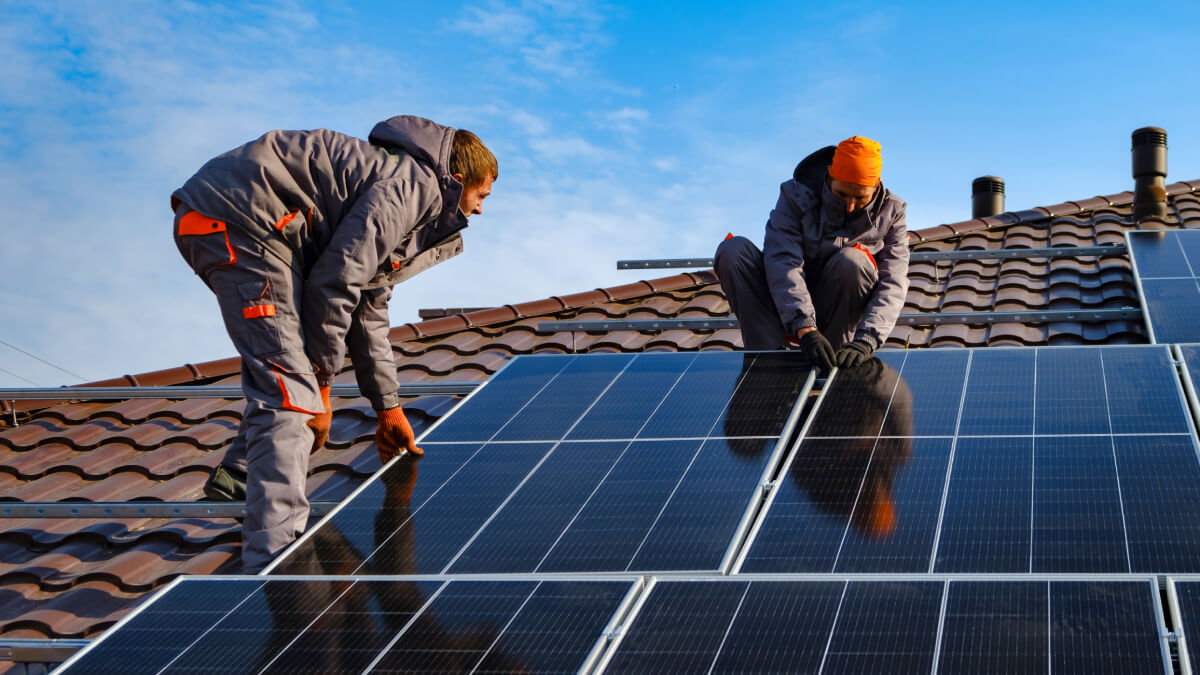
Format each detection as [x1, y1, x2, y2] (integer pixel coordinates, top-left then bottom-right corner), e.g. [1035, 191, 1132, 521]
[171, 115, 496, 572]
[714, 136, 908, 370]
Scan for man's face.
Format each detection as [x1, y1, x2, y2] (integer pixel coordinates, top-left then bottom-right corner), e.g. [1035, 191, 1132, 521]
[454, 173, 494, 218]
[828, 177, 877, 214]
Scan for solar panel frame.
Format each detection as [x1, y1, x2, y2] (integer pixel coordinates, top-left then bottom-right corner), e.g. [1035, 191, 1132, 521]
[735, 345, 1200, 575]
[1127, 230, 1200, 344]
[268, 351, 818, 577]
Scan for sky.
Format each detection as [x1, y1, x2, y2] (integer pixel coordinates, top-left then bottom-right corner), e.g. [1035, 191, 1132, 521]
[2, 1, 1199, 388]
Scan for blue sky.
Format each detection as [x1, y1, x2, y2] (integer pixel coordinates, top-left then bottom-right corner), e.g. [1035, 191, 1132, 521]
[2, 1, 1199, 387]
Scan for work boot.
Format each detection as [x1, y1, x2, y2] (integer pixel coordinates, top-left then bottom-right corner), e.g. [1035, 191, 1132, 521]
[203, 464, 247, 501]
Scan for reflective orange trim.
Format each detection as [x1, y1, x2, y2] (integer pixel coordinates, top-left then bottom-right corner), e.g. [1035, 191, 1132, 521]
[852, 243, 877, 270]
[179, 210, 226, 236]
[274, 211, 298, 231]
[242, 304, 276, 319]
[274, 371, 323, 415]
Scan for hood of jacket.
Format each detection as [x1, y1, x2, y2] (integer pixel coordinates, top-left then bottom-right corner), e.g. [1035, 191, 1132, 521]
[369, 115, 467, 232]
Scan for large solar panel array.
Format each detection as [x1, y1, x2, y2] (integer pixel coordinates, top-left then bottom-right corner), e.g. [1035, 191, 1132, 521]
[738, 345, 1200, 574]
[61, 344, 1200, 672]
[1128, 229, 1200, 343]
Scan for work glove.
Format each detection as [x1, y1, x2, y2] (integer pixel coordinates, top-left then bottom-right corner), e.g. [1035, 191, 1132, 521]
[376, 405, 423, 462]
[835, 339, 875, 369]
[307, 385, 332, 453]
[797, 330, 836, 372]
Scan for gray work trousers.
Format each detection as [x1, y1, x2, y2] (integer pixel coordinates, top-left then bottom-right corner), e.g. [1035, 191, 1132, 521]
[174, 206, 325, 573]
[714, 236, 877, 350]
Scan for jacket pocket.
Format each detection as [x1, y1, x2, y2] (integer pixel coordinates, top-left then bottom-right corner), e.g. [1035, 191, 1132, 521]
[174, 210, 236, 275]
[231, 279, 285, 357]
[271, 208, 309, 252]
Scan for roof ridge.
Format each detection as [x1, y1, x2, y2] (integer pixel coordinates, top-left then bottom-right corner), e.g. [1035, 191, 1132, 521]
[909, 179, 1200, 243]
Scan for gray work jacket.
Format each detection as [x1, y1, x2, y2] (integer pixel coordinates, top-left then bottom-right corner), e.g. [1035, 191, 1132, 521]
[172, 115, 467, 410]
[763, 146, 909, 348]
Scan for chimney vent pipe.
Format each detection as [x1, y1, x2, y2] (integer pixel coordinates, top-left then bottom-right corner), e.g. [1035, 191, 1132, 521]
[972, 176, 1005, 218]
[1132, 126, 1168, 220]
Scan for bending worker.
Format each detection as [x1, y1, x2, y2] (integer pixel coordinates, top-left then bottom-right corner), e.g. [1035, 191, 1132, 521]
[171, 115, 496, 572]
[714, 136, 908, 370]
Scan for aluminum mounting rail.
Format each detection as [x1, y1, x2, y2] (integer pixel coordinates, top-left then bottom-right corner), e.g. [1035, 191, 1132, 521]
[0, 382, 480, 401]
[0, 501, 340, 519]
[0, 638, 90, 663]
[538, 308, 1142, 332]
[615, 245, 1127, 270]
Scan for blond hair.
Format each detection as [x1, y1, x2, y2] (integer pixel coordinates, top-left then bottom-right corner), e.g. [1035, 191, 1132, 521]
[450, 129, 498, 187]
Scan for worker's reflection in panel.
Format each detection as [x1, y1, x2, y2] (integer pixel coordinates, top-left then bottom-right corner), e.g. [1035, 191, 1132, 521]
[260, 457, 527, 673]
[726, 354, 913, 538]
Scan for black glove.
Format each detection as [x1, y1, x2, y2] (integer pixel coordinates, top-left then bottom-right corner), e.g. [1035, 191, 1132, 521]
[835, 339, 874, 368]
[797, 330, 835, 371]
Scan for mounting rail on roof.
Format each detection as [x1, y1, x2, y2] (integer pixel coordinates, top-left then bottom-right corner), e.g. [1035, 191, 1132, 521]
[0, 638, 89, 663]
[538, 308, 1142, 332]
[0, 501, 341, 519]
[0, 381, 480, 401]
[616, 245, 1127, 270]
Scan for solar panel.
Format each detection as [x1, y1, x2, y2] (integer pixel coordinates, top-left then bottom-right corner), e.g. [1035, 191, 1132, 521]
[1128, 230, 1200, 343]
[272, 351, 815, 575]
[1168, 577, 1200, 674]
[738, 345, 1200, 574]
[599, 578, 1169, 674]
[59, 577, 636, 674]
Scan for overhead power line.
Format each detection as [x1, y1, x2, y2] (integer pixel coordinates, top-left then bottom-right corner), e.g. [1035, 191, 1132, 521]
[0, 340, 88, 382]
[0, 367, 42, 387]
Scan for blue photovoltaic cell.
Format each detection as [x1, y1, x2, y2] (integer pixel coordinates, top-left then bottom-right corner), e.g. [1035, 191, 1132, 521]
[957, 349, 1035, 436]
[937, 581, 1047, 675]
[566, 353, 693, 440]
[935, 436, 1032, 573]
[66, 579, 631, 675]
[749, 344, 1200, 575]
[493, 353, 630, 441]
[1102, 346, 1191, 434]
[886, 349, 969, 436]
[1175, 581, 1200, 671]
[1131, 230, 1194, 277]
[1130, 230, 1200, 343]
[834, 438, 952, 573]
[822, 581, 943, 675]
[638, 350, 751, 438]
[1050, 581, 1164, 675]
[1033, 435, 1128, 573]
[422, 356, 570, 443]
[1115, 435, 1200, 572]
[1034, 348, 1110, 435]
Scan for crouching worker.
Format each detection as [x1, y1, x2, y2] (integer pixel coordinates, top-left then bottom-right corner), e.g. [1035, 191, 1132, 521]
[714, 136, 908, 370]
[171, 115, 497, 572]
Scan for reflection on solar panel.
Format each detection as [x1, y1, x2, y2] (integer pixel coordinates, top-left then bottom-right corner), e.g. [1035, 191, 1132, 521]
[59, 577, 635, 674]
[272, 351, 814, 575]
[600, 578, 1168, 674]
[1129, 230, 1200, 343]
[739, 346, 1200, 574]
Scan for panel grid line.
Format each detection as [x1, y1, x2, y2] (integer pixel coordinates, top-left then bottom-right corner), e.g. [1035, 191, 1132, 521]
[815, 580, 850, 675]
[532, 355, 697, 573]
[1099, 349, 1135, 573]
[466, 581, 542, 675]
[928, 579, 950, 675]
[253, 580, 358, 675]
[1031, 351, 1039, 574]
[705, 581, 753, 675]
[360, 581, 451, 675]
[153, 581, 266, 675]
[830, 351, 910, 572]
[928, 350, 973, 574]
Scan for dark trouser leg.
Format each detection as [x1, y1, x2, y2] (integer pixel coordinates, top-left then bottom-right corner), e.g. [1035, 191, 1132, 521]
[813, 247, 878, 348]
[714, 236, 788, 349]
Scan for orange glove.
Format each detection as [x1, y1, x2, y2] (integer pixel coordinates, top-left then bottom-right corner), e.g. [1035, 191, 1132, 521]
[307, 385, 332, 453]
[376, 405, 422, 462]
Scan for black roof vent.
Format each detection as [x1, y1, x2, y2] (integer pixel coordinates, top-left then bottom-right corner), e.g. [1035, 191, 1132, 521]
[1132, 126, 1168, 221]
[971, 175, 1005, 218]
